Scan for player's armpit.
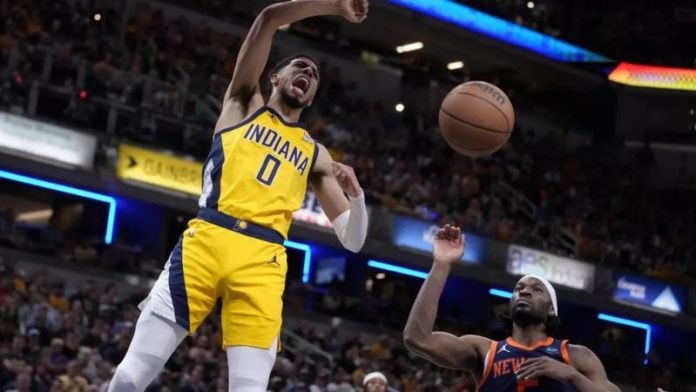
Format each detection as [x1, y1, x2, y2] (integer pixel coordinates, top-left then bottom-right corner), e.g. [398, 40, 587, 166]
[405, 332, 490, 371]
[568, 344, 622, 392]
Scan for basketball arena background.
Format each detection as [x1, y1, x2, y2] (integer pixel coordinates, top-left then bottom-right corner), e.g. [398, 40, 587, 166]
[0, 0, 695, 391]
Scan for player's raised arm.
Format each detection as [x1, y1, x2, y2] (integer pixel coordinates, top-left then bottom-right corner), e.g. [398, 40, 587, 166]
[309, 144, 368, 253]
[403, 225, 491, 372]
[223, 0, 368, 109]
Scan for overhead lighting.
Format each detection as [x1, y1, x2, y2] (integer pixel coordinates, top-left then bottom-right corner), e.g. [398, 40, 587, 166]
[396, 42, 424, 54]
[376, 273, 386, 280]
[527, 1, 534, 9]
[447, 61, 464, 70]
[395, 103, 405, 112]
[94, 13, 102, 21]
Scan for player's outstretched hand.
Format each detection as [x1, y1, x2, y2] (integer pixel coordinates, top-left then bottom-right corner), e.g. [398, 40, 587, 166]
[335, 0, 369, 23]
[332, 162, 362, 198]
[433, 224, 465, 265]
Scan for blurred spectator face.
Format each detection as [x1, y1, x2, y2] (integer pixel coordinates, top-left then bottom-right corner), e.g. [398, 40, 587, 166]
[15, 371, 31, 391]
[51, 338, 64, 352]
[12, 335, 26, 352]
[28, 328, 40, 344]
[67, 360, 81, 377]
[366, 379, 387, 392]
[71, 300, 82, 313]
[49, 379, 63, 392]
[65, 331, 79, 347]
[192, 365, 204, 382]
[196, 334, 209, 348]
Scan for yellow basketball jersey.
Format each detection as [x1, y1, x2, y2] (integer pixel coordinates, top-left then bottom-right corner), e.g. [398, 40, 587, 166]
[198, 107, 318, 238]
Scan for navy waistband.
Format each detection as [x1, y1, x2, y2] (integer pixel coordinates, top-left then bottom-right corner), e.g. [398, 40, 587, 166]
[196, 208, 285, 245]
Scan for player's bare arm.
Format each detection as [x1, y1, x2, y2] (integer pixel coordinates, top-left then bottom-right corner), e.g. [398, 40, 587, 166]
[515, 344, 621, 392]
[403, 225, 491, 373]
[310, 144, 368, 252]
[216, 0, 368, 132]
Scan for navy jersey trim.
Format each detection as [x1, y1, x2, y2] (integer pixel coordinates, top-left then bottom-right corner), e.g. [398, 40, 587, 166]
[265, 106, 306, 128]
[478, 340, 497, 388]
[309, 142, 320, 173]
[204, 135, 225, 209]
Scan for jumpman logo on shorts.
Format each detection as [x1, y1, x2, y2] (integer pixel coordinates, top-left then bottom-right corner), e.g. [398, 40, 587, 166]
[267, 255, 280, 267]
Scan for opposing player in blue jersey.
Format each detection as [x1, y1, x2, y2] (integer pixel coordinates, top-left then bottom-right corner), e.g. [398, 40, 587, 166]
[403, 224, 621, 392]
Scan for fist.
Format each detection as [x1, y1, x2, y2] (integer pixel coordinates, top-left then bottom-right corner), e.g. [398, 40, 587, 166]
[332, 162, 362, 198]
[335, 0, 369, 23]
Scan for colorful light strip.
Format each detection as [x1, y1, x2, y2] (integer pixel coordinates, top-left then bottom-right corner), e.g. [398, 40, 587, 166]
[609, 62, 696, 92]
[489, 288, 513, 299]
[598, 313, 652, 365]
[0, 169, 116, 244]
[367, 260, 429, 279]
[387, 0, 610, 62]
[285, 240, 312, 283]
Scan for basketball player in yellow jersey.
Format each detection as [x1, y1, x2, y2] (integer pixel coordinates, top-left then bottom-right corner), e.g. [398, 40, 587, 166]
[108, 1, 369, 391]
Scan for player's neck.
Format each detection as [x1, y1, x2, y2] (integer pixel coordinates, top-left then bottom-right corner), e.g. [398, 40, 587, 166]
[266, 98, 303, 123]
[511, 324, 548, 347]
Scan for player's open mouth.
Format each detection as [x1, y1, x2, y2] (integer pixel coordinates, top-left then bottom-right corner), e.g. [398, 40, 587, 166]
[291, 76, 310, 96]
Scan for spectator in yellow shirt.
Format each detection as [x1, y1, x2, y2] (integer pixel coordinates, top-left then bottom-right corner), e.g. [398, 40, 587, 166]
[58, 360, 88, 392]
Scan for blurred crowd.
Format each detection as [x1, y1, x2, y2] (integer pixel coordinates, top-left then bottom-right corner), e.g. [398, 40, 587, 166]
[1, 256, 694, 392]
[455, 0, 696, 67]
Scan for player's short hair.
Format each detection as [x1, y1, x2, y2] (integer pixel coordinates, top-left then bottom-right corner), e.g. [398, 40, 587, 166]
[268, 53, 321, 81]
[499, 313, 562, 336]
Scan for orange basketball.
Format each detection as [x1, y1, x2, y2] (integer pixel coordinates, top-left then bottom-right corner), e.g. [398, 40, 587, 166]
[438, 81, 515, 157]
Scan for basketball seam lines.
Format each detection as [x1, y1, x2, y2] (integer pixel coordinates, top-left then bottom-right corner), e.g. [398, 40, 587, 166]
[454, 91, 511, 132]
[448, 141, 506, 151]
[440, 107, 510, 135]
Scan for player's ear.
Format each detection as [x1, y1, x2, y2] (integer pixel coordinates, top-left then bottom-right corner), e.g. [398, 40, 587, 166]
[270, 73, 280, 87]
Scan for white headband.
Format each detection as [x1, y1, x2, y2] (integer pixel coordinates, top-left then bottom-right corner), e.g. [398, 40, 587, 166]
[363, 372, 387, 385]
[520, 274, 558, 316]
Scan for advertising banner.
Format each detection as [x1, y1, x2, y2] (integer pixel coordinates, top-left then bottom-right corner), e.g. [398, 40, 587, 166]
[0, 111, 96, 169]
[507, 244, 595, 291]
[392, 215, 483, 263]
[117, 144, 202, 195]
[614, 274, 686, 314]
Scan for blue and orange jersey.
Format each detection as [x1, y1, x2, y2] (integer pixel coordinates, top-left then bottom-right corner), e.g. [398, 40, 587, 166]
[478, 337, 577, 392]
[198, 106, 319, 238]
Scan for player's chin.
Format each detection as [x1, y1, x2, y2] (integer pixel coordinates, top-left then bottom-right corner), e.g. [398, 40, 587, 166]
[281, 90, 310, 109]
